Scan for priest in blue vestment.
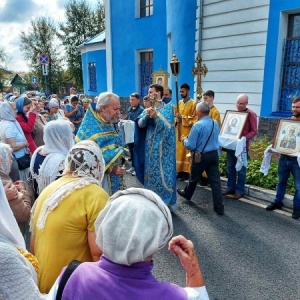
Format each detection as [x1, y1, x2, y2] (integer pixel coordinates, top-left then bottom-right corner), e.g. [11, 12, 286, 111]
[135, 84, 177, 211]
[76, 92, 125, 195]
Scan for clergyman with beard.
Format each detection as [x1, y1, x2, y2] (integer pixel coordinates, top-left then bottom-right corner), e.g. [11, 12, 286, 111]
[76, 92, 125, 195]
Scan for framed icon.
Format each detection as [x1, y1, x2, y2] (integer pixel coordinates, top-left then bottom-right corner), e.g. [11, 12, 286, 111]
[273, 119, 300, 155]
[152, 69, 169, 91]
[220, 110, 249, 140]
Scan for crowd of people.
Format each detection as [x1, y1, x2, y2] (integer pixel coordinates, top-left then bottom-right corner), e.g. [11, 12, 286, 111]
[0, 83, 299, 299]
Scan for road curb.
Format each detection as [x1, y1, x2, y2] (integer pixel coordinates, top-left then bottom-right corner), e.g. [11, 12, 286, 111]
[220, 177, 294, 209]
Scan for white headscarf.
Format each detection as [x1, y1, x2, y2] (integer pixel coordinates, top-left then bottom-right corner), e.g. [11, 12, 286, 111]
[30, 119, 75, 194]
[35, 140, 106, 230]
[0, 101, 17, 121]
[0, 142, 12, 175]
[0, 101, 26, 142]
[0, 180, 25, 249]
[95, 187, 173, 266]
[0, 180, 38, 283]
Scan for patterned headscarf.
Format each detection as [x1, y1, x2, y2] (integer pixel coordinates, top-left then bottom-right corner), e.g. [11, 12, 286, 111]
[95, 187, 173, 266]
[63, 140, 105, 182]
[34, 140, 106, 230]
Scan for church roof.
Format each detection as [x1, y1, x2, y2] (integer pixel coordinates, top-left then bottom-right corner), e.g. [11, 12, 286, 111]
[78, 30, 106, 49]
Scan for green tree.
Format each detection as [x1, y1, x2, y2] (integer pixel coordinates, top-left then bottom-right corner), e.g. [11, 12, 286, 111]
[58, 0, 105, 89]
[20, 17, 64, 95]
[0, 48, 6, 67]
[0, 48, 7, 92]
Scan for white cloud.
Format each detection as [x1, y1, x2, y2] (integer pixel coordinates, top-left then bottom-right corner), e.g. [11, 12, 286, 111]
[0, 0, 99, 73]
[0, 0, 67, 72]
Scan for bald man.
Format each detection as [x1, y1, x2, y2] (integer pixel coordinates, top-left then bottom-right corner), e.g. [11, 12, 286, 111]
[222, 94, 257, 199]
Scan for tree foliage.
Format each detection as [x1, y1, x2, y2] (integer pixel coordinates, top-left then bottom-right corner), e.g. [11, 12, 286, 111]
[0, 48, 7, 68]
[58, 0, 105, 89]
[0, 48, 7, 91]
[20, 17, 64, 94]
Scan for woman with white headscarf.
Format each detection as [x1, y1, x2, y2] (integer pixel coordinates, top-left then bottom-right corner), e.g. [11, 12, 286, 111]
[0, 101, 30, 183]
[0, 142, 31, 235]
[49, 188, 209, 300]
[30, 119, 74, 198]
[31, 140, 109, 294]
[0, 180, 44, 299]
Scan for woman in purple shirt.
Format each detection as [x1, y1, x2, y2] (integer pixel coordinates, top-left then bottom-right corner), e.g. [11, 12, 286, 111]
[48, 188, 209, 300]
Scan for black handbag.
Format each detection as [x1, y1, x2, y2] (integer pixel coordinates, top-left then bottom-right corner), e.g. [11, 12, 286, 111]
[16, 153, 31, 170]
[192, 121, 215, 163]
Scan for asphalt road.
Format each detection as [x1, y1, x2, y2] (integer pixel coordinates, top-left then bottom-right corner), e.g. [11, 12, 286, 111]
[124, 173, 300, 300]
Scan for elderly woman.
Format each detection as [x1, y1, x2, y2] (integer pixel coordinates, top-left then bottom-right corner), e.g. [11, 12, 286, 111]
[49, 188, 209, 300]
[0, 143, 31, 235]
[15, 96, 37, 155]
[46, 100, 60, 122]
[0, 102, 30, 183]
[30, 119, 74, 198]
[0, 181, 44, 299]
[30, 140, 109, 294]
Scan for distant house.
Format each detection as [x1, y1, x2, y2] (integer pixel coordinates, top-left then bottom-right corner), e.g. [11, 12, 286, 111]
[10, 74, 28, 94]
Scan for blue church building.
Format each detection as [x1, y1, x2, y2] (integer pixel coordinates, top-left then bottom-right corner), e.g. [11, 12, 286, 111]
[78, 0, 300, 134]
[78, 0, 198, 101]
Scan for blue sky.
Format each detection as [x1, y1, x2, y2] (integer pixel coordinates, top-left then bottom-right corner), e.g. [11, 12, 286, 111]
[0, 0, 68, 72]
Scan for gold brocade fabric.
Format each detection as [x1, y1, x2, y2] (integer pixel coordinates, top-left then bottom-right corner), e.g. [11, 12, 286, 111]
[175, 99, 197, 173]
[209, 106, 221, 128]
[17, 248, 39, 278]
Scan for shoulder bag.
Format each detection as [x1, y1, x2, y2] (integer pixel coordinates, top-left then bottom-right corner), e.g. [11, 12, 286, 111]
[16, 153, 31, 170]
[193, 121, 215, 163]
[56, 260, 82, 300]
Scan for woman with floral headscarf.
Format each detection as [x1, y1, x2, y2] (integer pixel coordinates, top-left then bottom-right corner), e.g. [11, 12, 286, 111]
[15, 96, 37, 155]
[30, 140, 109, 294]
[30, 119, 74, 199]
[0, 180, 44, 299]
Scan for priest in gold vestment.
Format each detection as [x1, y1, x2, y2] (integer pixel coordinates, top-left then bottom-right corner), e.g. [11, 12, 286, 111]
[175, 83, 197, 181]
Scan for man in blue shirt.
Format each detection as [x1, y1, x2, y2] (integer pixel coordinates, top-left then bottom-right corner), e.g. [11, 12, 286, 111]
[177, 102, 224, 215]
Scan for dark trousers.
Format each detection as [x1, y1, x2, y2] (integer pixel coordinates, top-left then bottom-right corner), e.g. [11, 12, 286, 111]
[184, 150, 224, 212]
[128, 143, 134, 166]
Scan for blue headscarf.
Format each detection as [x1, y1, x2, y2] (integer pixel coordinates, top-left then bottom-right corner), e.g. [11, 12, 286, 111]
[15, 96, 25, 114]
